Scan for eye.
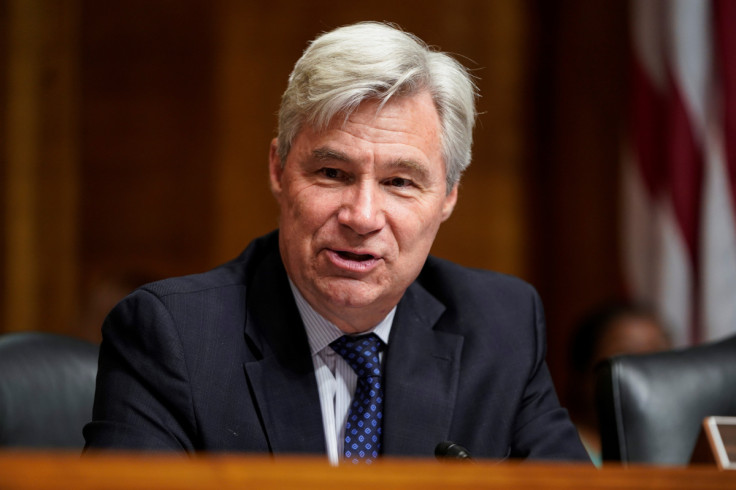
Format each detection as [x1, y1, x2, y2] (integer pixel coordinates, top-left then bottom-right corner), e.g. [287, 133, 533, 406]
[320, 167, 340, 179]
[386, 177, 413, 188]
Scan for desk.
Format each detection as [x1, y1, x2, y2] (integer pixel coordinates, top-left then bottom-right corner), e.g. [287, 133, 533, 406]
[0, 452, 732, 489]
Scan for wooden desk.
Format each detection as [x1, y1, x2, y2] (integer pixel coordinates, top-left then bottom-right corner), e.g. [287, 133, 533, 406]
[0, 452, 733, 489]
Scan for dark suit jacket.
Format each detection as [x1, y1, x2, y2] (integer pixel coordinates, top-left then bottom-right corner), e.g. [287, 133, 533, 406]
[84, 231, 588, 461]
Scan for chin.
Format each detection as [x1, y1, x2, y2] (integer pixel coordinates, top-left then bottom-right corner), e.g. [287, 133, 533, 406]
[321, 283, 380, 309]
[317, 276, 399, 311]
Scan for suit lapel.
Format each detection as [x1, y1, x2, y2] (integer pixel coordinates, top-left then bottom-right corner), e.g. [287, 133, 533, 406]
[241, 245, 326, 455]
[382, 281, 464, 457]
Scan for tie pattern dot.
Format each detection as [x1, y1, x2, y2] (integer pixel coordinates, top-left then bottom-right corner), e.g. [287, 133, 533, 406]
[330, 333, 385, 464]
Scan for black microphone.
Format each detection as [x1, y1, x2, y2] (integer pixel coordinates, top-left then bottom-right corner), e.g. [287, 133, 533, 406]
[434, 441, 473, 461]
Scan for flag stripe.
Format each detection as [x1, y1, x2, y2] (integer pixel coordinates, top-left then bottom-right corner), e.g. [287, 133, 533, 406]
[664, 76, 703, 268]
[631, 58, 666, 197]
[714, 0, 736, 224]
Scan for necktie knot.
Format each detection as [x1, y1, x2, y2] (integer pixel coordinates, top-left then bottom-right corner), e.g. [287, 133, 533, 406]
[329, 333, 384, 379]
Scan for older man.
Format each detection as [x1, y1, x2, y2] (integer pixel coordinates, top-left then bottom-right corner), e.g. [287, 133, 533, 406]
[84, 22, 589, 464]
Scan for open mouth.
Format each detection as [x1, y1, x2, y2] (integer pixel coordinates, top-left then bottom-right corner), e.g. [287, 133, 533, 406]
[336, 251, 376, 262]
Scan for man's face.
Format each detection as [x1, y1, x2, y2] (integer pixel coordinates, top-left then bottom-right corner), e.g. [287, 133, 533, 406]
[269, 90, 458, 333]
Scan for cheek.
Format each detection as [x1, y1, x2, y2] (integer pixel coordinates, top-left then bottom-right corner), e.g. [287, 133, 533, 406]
[282, 185, 337, 230]
[389, 200, 446, 241]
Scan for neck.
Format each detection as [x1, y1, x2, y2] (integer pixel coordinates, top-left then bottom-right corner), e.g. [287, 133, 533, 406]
[286, 277, 397, 334]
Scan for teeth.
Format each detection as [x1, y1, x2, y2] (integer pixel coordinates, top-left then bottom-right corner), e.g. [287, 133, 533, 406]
[338, 251, 373, 261]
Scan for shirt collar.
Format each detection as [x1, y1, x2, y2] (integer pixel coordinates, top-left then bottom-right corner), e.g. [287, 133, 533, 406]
[288, 279, 395, 356]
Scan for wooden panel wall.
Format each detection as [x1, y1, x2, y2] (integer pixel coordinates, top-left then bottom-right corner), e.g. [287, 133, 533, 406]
[0, 1, 7, 332]
[80, 0, 217, 279]
[2, 0, 80, 336]
[529, 0, 628, 386]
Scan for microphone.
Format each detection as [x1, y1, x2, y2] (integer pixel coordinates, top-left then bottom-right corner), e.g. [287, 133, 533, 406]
[434, 441, 473, 461]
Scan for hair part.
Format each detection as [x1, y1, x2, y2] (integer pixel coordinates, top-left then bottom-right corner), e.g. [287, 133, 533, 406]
[276, 21, 478, 193]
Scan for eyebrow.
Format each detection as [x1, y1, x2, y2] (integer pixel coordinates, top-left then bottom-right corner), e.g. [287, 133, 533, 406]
[385, 159, 430, 183]
[312, 147, 351, 162]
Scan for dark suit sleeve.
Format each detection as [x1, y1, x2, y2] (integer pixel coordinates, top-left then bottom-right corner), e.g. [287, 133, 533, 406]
[83, 288, 197, 452]
[510, 290, 590, 461]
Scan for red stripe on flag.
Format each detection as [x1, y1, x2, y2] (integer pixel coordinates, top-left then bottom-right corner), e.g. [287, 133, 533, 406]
[664, 73, 704, 343]
[631, 56, 667, 197]
[664, 76, 704, 267]
[714, 0, 736, 224]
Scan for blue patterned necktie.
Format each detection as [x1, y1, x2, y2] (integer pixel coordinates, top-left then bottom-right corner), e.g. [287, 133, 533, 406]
[330, 333, 385, 464]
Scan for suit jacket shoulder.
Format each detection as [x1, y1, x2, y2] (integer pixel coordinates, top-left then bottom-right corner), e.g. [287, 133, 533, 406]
[415, 256, 547, 366]
[85, 231, 324, 453]
[143, 230, 278, 297]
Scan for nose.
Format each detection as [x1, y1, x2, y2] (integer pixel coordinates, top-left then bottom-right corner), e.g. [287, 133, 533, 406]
[337, 181, 386, 235]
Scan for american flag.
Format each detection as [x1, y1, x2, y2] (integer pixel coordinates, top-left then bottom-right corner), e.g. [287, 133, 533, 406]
[622, 0, 736, 346]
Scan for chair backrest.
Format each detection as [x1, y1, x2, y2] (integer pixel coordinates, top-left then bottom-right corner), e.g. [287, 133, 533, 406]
[595, 333, 736, 465]
[0, 332, 99, 449]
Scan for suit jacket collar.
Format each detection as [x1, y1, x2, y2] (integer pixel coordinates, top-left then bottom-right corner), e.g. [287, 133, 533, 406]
[241, 234, 464, 457]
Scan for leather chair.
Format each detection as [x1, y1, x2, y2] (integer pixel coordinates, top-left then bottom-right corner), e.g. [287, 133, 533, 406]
[594, 333, 736, 465]
[0, 332, 99, 449]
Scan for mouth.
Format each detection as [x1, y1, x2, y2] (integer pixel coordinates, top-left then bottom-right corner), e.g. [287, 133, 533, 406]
[335, 250, 377, 262]
[325, 248, 381, 273]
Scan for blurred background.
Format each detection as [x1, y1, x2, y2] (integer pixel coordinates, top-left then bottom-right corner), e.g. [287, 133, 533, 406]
[2, 0, 733, 401]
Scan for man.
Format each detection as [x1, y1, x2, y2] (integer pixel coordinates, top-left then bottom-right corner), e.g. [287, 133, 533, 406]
[84, 21, 589, 464]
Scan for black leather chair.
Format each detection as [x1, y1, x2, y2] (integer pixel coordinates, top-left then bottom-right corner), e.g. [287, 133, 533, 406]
[595, 333, 736, 465]
[0, 332, 99, 449]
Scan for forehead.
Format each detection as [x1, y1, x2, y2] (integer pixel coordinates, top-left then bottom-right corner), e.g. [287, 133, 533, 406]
[338, 92, 440, 137]
[296, 91, 444, 168]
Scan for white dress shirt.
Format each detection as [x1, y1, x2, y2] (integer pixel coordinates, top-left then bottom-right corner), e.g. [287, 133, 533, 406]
[288, 280, 394, 465]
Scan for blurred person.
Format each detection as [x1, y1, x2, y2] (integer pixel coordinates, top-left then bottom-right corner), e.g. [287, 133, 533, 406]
[84, 21, 589, 464]
[566, 302, 671, 466]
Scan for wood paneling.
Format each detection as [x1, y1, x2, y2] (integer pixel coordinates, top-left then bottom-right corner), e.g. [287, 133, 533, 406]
[529, 0, 629, 388]
[0, 1, 7, 332]
[2, 0, 80, 335]
[80, 0, 217, 281]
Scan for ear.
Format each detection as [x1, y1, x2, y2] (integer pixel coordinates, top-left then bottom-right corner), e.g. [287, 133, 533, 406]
[269, 138, 283, 199]
[441, 184, 458, 222]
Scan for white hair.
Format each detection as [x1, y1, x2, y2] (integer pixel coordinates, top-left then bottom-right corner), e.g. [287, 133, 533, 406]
[276, 22, 478, 192]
